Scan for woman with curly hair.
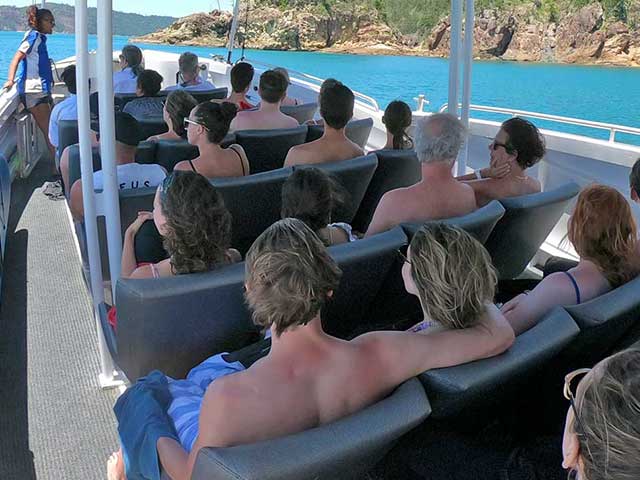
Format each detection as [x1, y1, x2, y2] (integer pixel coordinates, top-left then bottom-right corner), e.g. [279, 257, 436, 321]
[121, 171, 239, 279]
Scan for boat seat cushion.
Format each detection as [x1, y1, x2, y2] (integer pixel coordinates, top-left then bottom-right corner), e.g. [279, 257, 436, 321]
[306, 118, 374, 148]
[280, 102, 318, 124]
[235, 126, 308, 173]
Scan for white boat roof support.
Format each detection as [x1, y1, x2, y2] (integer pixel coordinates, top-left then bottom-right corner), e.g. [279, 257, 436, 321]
[227, 0, 242, 63]
[458, 0, 475, 176]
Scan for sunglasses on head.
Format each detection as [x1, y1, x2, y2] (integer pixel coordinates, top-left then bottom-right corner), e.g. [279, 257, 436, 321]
[183, 118, 208, 131]
[563, 368, 594, 461]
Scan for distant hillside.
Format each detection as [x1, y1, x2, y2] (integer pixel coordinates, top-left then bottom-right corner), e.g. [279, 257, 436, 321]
[0, 2, 176, 36]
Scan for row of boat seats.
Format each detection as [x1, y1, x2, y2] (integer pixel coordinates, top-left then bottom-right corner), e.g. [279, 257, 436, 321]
[113, 87, 229, 111]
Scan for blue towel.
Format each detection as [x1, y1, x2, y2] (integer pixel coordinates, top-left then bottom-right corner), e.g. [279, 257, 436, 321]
[114, 370, 179, 480]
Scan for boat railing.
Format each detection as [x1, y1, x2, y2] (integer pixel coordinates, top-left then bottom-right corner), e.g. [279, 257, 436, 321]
[439, 103, 640, 144]
[241, 57, 381, 112]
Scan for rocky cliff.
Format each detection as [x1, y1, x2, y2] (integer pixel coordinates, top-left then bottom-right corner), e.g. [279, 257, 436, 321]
[133, 1, 640, 66]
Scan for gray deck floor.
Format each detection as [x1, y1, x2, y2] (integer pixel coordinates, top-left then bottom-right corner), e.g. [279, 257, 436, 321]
[0, 161, 119, 479]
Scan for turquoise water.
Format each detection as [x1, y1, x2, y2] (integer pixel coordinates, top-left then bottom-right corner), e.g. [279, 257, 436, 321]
[1, 30, 639, 145]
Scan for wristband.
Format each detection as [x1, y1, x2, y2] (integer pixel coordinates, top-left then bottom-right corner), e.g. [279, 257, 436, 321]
[474, 169, 483, 180]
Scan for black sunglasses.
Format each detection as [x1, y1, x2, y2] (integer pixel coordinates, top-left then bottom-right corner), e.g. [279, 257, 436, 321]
[397, 248, 411, 266]
[563, 368, 594, 461]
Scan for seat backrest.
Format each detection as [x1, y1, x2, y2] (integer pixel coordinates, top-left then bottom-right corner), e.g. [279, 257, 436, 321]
[213, 168, 294, 255]
[137, 118, 168, 140]
[280, 102, 318, 124]
[351, 149, 421, 232]
[235, 126, 308, 174]
[295, 154, 378, 224]
[154, 140, 198, 172]
[564, 275, 640, 363]
[58, 119, 79, 155]
[184, 87, 228, 103]
[191, 378, 430, 480]
[306, 118, 374, 148]
[419, 307, 580, 419]
[401, 201, 506, 245]
[115, 262, 260, 381]
[324, 227, 408, 339]
[485, 182, 580, 279]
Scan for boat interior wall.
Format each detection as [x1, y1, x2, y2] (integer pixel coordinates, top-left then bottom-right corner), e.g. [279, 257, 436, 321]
[15, 112, 48, 179]
[419, 307, 580, 421]
[236, 126, 308, 173]
[0, 153, 11, 267]
[485, 182, 581, 280]
[351, 149, 422, 233]
[306, 117, 374, 148]
[187, 378, 430, 480]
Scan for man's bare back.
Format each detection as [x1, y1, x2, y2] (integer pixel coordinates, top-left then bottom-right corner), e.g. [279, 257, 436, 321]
[284, 134, 364, 167]
[230, 108, 299, 132]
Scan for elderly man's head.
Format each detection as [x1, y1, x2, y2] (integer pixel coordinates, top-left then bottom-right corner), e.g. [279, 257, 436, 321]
[414, 113, 467, 165]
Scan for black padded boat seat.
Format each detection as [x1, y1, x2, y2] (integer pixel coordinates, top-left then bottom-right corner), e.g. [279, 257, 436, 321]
[485, 182, 580, 279]
[352, 149, 421, 233]
[295, 153, 378, 224]
[306, 118, 374, 148]
[324, 227, 408, 339]
[137, 118, 168, 139]
[188, 378, 430, 480]
[58, 119, 79, 156]
[235, 126, 308, 173]
[419, 307, 580, 419]
[115, 261, 261, 381]
[401, 200, 506, 245]
[280, 102, 318, 124]
[158, 87, 228, 104]
[153, 140, 198, 172]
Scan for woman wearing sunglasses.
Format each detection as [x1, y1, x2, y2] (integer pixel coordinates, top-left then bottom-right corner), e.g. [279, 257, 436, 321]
[174, 102, 250, 178]
[457, 117, 545, 207]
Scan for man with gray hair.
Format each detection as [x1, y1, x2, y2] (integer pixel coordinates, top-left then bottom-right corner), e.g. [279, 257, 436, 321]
[365, 113, 477, 236]
[165, 52, 217, 91]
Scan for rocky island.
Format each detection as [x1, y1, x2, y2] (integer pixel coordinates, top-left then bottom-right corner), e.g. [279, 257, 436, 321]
[133, 0, 640, 67]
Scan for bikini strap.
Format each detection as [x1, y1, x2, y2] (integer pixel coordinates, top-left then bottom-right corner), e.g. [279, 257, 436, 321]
[188, 158, 197, 173]
[150, 263, 160, 279]
[229, 145, 246, 176]
[563, 271, 581, 304]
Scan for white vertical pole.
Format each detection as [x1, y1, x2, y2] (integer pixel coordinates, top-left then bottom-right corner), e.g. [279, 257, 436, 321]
[447, 0, 463, 118]
[97, 0, 122, 300]
[76, 0, 115, 385]
[226, 0, 241, 64]
[458, 0, 475, 176]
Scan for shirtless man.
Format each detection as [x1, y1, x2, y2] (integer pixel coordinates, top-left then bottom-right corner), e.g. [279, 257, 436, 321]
[224, 62, 255, 111]
[365, 113, 477, 237]
[458, 117, 545, 206]
[108, 219, 514, 480]
[230, 70, 299, 131]
[284, 79, 364, 167]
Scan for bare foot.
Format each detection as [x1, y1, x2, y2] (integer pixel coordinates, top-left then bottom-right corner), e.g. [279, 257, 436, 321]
[107, 449, 126, 480]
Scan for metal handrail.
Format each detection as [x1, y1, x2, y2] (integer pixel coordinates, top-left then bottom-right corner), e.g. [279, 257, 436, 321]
[439, 103, 640, 143]
[240, 57, 381, 112]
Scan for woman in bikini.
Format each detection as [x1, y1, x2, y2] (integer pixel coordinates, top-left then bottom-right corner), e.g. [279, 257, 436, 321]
[502, 184, 639, 335]
[174, 102, 250, 178]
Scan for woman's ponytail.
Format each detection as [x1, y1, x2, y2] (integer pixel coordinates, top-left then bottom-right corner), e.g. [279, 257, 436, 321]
[27, 6, 38, 29]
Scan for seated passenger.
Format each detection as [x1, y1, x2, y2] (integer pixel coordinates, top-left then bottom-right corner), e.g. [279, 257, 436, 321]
[281, 167, 356, 246]
[382, 100, 413, 150]
[629, 157, 640, 202]
[230, 69, 298, 131]
[146, 90, 198, 142]
[113, 44, 143, 94]
[69, 112, 166, 220]
[48, 65, 78, 158]
[174, 102, 249, 178]
[122, 69, 164, 120]
[108, 219, 514, 480]
[365, 113, 476, 237]
[284, 79, 364, 166]
[164, 52, 216, 92]
[121, 171, 238, 279]
[273, 67, 301, 106]
[225, 62, 255, 111]
[561, 348, 640, 480]
[502, 184, 639, 335]
[459, 117, 545, 206]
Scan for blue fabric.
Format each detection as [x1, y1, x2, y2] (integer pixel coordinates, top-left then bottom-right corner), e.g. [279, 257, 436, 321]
[563, 271, 581, 304]
[114, 370, 179, 480]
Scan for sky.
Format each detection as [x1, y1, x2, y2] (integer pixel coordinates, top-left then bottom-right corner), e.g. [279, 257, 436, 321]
[0, 1, 234, 17]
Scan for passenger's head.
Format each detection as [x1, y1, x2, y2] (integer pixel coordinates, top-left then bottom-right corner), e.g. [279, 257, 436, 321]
[230, 62, 254, 94]
[414, 113, 466, 165]
[153, 171, 232, 274]
[402, 224, 496, 328]
[187, 101, 238, 145]
[629, 158, 640, 202]
[119, 45, 143, 76]
[113, 112, 140, 151]
[561, 348, 640, 480]
[382, 100, 413, 150]
[568, 184, 638, 288]
[258, 70, 288, 104]
[178, 52, 200, 82]
[27, 6, 54, 34]
[61, 65, 77, 95]
[319, 79, 354, 130]
[163, 90, 198, 138]
[273, 67, 291, 85]
[281, 168, 346, 239]
[490, 117, 546, 170]
[136, 69, 163, 97]
[245, 218, 342, 336]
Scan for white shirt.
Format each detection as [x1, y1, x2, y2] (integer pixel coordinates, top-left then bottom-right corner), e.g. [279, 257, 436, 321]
[49, 95, 78, 148]
[92, 163, 166, 191]
[164, 77, 217, 92]
[113, 67, 138, 94]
